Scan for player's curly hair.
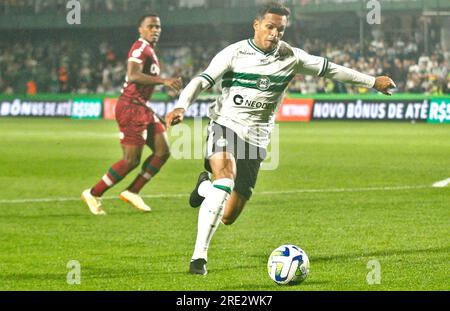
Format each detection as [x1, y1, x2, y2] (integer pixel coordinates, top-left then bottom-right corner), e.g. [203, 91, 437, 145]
[256, 2, 290, 20]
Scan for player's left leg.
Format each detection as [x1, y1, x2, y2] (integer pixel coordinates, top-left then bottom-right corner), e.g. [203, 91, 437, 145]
[122, 121, 170, 211]
[189, 151, 262, 224]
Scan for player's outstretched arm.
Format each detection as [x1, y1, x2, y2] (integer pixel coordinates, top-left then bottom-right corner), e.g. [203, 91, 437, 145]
[325, 62, 396, 95]
[296, 49, 396, 95]
[373, 76, 397, 95]
[165, 76, 210, 127]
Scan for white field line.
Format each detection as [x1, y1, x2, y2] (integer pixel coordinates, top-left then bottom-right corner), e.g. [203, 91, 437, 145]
[432, 178, 450, 188]
[0, 185, 433, 205]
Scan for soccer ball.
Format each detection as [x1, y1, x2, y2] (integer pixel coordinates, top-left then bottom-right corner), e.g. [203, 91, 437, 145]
[267, 244, 310, 285]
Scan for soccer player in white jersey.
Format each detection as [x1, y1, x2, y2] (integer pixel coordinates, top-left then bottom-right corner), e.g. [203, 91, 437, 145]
[166, 2, 396, 275]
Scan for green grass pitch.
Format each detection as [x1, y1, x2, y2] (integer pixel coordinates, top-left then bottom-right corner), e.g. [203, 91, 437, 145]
[0, 118, 448, 290]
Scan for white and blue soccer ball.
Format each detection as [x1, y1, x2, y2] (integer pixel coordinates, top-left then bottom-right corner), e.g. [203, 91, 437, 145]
[267, 244, 310, 285]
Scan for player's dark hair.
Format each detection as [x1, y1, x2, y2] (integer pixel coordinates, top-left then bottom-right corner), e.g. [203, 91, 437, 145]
[256, 2, 290, 20]
[138, 14, 159, 27]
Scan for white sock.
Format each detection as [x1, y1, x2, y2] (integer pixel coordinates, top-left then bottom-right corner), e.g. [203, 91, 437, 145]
[198, 180, 212, 197]
[192, 178, 234, 261]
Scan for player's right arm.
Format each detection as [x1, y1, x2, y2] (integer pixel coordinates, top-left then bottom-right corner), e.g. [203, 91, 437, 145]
[164, 77, 210, 127]
[165, 45, 233, 127]
[127, 61, 182, 92]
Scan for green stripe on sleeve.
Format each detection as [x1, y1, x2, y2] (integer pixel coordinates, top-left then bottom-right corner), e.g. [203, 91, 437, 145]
[198, 73, 215, 88]
[318, 58, 329, 77]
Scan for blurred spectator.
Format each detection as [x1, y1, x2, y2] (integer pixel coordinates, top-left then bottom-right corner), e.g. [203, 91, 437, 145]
[26, 80, 37, 95]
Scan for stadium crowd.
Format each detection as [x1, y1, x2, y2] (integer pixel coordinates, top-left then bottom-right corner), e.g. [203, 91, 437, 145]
[1, 1, 447, 95]
[0, 0, 293, 14]
[1, 34, 448, 96]
[2, 0, 420, 15]
[287, 37, 449, 95]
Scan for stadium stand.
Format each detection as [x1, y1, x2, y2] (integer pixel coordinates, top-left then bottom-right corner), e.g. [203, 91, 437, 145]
[0, 0, 448, 95]
[1, 34, 447, 95]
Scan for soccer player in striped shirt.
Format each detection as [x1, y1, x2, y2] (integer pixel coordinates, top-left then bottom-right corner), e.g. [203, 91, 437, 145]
[82, 14, 182, 215]
[166, 2, 396, 274]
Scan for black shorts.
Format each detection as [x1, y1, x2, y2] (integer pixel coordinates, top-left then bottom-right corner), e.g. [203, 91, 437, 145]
[204, 121, 266, 200]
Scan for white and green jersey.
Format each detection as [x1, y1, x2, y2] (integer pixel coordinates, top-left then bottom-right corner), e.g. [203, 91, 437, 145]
[178, 39, 375, 148]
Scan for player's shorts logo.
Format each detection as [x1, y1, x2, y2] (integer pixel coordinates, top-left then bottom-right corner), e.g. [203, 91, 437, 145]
[256, 76, 271, 91]
[216, 137, 228, 148]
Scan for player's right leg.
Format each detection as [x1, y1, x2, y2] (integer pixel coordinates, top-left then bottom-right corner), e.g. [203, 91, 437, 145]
[189, 152, 236, 275]
[81, 189, 105, 216]
[82, 144, 142, 215]
[81, 97, 144, 215]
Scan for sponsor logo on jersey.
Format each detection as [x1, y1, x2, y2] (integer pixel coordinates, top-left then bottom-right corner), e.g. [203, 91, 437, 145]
[233, 94, 276, 110]
[233, 95, 244, 105]
[239, 51, 256, 56]
[256, 76, 271, 91]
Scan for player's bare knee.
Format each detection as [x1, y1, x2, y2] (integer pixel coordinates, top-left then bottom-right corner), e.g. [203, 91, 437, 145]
[213, 166, 236, 180]
[156, 150, 170, 161]
[125, 158, 140, 170]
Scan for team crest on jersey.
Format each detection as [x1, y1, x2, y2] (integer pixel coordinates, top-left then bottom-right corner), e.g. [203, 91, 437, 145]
[256, 76, 271, 91]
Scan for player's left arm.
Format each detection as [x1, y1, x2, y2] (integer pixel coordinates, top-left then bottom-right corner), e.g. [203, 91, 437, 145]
[325, 62, 396, 95]
[294, 48, 396, 95]
[372, 76, 397, 95]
